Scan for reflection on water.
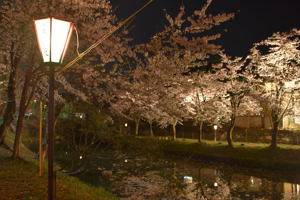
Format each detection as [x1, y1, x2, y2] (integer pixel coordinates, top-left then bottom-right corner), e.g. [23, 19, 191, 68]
[284, 183, 300, 200]
[77, 152, 300, 200]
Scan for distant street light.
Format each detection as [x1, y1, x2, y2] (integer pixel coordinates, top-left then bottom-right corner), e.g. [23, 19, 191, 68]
[184, 176, 193, 184]
[184, 96, 192, 102]
[213, 125, 218, 142]
[34, 17, 73, 200]
[124, 123, 128, 127]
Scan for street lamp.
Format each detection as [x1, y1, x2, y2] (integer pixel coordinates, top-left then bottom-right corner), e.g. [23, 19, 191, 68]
[34, 18, 73, 63]
[213, 125, 218, 142]
[34, 17, 73, 200]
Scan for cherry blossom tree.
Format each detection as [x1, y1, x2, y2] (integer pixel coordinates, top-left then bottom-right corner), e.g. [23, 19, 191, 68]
[156, 88, 190, 140]
[124, 0, 235, 139]
[60, 0, 235, 142]
[214, 54, 261, 147]
[183, 70, 226, 142]
[109, 73, 148, 136]
[130, 67, 162, 137]
[0, 0, 131, 158]
[0, 0, 35, 147]
[248, 29, 300, 148]
[107, 65, 162, 137]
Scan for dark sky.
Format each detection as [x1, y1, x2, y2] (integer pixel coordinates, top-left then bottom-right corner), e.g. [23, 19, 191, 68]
[111, 0, 300, 57]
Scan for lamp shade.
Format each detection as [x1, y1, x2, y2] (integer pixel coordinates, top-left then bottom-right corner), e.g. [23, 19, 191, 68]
[34, 17, 73, 63]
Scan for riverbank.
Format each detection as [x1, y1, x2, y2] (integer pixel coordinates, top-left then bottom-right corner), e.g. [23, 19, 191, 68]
[0, 131, 117, 200]
[99, 136, 300, 172]
[0, 157, 117, 200]
[161, 138, 300, 171]
[102, 135, 300, 171]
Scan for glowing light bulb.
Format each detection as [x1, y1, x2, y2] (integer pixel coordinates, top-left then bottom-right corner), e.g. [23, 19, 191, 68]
[213, 125, 218, 130]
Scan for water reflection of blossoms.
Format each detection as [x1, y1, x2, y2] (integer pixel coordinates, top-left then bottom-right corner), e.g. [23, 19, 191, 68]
[85, 153, 300, 200]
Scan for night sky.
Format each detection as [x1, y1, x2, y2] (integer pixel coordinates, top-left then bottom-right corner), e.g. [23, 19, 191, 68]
[111, 0, 300, 57]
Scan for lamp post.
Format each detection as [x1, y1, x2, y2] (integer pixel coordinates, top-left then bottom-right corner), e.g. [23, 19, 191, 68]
[34, 17, 73, 200]
[213, 125, 218, 142]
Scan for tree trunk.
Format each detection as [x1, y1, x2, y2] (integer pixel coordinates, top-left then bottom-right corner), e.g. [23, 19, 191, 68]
[0, 56, 17, 145]
[135, 118, 140, 136]
[227, 114, 236, 147]
[0, 101, 15, 145]
[172, 121, 177, 141]
[12, 109, 26, 159]
[227, 125, 234, 148]
[12, 69, 32, 159]
[227, 109, 237, 148]
[149, 122, 154, 137]
[198, 121, 203, 143]
[270, 121, 279, 149]
[119, 121, 123, 135]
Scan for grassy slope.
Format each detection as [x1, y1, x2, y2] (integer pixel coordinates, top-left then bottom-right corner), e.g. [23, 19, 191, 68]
[0, 129, 35, 160]
[162, 138, 300, 171]
[0, 130, 117, 200]
[0, 159, 117, 200]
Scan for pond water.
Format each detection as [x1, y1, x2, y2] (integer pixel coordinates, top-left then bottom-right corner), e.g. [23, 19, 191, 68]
[74, 152, 300, 200]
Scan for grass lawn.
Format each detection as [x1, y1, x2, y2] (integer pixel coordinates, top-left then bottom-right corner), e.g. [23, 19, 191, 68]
[0, 130, 117, 200]
[162, 138, 300, 171]
[176, 138, 300, 149]
[0, 158, 117, 200]
[0, 129, 35, 161]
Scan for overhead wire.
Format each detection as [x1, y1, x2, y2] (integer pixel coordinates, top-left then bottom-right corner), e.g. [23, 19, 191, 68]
[58, 0, 154, 74]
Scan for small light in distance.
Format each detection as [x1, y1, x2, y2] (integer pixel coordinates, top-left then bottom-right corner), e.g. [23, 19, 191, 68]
[183, 176, 193, 184]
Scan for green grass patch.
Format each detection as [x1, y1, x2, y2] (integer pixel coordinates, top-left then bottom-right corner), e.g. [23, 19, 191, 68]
[0, 129, 35, 161]
[0, 130, 117, 200]
[161, 139, 300, 171]
[0, 158, 117, 200]
[93, 135, 300, 172]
